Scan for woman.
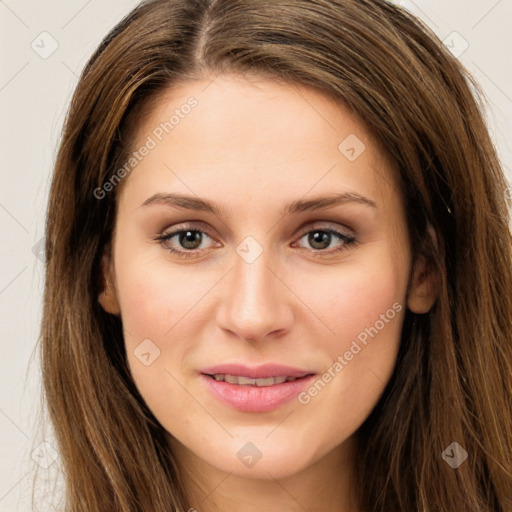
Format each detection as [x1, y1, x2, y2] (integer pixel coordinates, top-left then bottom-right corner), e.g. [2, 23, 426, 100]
[40, 0, 512, 510]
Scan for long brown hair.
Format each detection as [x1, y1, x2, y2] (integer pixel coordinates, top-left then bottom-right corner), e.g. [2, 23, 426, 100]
[41, 0, 512, 510]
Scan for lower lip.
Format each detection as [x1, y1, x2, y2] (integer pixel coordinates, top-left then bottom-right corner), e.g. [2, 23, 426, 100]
[200, 374, 316, 412]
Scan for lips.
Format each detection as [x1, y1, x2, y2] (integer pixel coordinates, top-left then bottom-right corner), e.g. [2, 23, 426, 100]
[199, 363, 316, 412]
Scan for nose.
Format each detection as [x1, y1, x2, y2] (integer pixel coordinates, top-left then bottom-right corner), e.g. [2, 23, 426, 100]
[215, 243, 295, 342]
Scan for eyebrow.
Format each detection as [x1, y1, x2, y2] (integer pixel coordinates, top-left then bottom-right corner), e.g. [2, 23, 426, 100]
[141, 191, 377, 217]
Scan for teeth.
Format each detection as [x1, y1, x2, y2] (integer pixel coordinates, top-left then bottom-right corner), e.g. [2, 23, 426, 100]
[238, 376, 256, 385]
[224, 374, 239, 384]
[210, 374, 299, 386]
[256, 377, 277, 386]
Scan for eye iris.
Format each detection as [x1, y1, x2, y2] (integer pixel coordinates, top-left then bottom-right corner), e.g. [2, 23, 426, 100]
[309, 231, 331, 250]
[179, 230, 202, 249]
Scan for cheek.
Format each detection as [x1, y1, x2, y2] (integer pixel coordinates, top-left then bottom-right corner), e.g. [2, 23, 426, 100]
[112, 249, 203, 391]
[294, 254, 406, 423]
[114, 252, 200, 342]
[114, 258, 200, 410]
[302, 255, 406, 347]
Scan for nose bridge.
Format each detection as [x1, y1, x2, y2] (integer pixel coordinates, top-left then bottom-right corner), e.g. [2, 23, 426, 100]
[216, 239, 292, 341]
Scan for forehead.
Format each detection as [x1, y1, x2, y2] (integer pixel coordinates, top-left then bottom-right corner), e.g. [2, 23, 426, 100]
[118, 74, 401, 214]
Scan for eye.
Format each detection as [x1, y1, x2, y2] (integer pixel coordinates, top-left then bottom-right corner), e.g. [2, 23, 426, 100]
[155, 225, 219, 259]
[292, 223, 358, 256]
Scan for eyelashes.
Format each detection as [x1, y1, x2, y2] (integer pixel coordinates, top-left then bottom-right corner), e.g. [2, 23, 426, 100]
[155, 229, 218, 259]
[154, 222, 358, 260]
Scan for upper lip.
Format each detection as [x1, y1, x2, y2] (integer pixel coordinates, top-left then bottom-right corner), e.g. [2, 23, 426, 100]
[200, 363, 315, 379]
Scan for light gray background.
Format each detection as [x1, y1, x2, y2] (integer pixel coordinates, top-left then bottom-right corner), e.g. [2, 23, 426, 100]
[1, 0, 511, 510]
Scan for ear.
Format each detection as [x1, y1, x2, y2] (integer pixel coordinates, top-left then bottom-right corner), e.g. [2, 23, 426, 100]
[406, 224, 440, 314]
[98, 248, 121, 316]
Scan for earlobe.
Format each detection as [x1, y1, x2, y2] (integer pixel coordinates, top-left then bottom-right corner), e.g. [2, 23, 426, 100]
[98, 250, 121, 316]
[406, 225, 440, 314]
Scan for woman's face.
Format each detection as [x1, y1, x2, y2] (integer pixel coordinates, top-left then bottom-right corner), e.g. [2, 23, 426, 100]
[100, 74, 434, 483]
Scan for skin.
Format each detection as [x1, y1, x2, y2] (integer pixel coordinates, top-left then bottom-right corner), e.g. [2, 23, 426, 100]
[99, 74, 438, 512]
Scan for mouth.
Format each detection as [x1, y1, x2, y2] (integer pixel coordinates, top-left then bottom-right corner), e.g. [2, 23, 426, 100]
[199, 366, 317, 412]
[203, 373, 314, 386]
